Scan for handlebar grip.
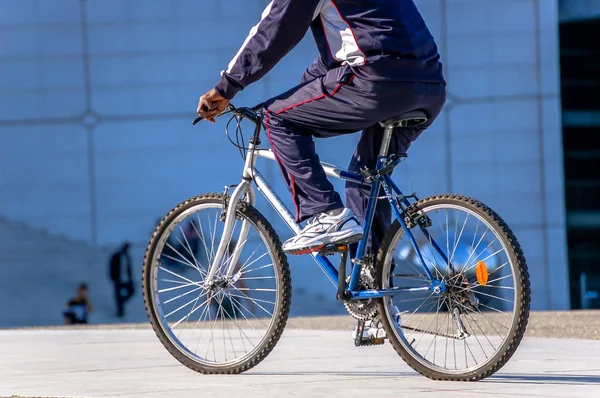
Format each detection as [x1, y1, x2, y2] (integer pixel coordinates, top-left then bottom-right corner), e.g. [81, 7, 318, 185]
[193, 104, 211, 125]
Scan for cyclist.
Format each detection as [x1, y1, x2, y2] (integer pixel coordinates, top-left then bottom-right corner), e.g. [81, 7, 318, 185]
[197, 0, 446, 338]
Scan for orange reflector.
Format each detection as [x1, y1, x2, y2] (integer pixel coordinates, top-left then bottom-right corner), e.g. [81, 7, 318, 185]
[476, 261, 489, 286]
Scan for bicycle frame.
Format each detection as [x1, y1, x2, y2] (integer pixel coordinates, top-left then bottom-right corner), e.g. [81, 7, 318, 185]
[204, 107, 448, 301]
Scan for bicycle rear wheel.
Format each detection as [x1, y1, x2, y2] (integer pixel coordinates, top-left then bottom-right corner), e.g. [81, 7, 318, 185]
[376, 194, 530, 381]
[143, 193, 291, 374]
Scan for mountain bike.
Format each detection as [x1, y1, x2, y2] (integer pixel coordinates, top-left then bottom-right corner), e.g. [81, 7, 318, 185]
[142, 104, 530, 380]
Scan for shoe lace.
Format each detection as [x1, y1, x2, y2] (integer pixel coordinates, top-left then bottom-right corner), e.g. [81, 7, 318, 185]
[303, 213, 327, 230]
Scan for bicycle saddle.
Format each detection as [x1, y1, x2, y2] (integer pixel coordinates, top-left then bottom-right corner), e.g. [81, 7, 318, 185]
[379, 110, 428, 129]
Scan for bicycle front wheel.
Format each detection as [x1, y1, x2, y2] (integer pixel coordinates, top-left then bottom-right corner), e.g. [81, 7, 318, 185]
[376, 194, 530, 381]
[143, 193, 291, 374]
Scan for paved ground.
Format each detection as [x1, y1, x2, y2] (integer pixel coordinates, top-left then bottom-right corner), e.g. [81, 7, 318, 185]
[12, 311, 600, 340]
[1, 327, 600, 398]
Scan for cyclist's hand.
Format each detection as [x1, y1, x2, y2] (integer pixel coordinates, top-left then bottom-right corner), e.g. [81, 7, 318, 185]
[197, 89, 229, 123]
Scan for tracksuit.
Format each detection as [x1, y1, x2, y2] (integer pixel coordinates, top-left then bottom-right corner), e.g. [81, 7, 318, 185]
[214, 0, 447, 253]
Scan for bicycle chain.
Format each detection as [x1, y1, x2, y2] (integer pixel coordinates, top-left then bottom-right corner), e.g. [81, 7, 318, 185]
[400, 325, 461, 340]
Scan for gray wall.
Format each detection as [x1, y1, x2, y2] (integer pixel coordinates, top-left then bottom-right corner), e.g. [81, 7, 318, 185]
[0, 0, 569, 311]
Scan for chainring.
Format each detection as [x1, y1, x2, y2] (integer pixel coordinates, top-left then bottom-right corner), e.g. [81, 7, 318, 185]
[344, 260, 379, 321]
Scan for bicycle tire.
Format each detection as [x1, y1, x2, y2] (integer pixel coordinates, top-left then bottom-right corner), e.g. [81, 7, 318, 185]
[376, 194, 530, 381]
[143, 193, 292, 374]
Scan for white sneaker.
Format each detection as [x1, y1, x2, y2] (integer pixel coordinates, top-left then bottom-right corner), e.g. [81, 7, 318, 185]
[351, 307, 401, 342]
[352, 319, 387, 340]
[282, 208, 363, 254]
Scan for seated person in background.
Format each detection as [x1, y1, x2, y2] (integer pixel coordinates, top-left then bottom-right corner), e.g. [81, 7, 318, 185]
[63, 283, 93, 324]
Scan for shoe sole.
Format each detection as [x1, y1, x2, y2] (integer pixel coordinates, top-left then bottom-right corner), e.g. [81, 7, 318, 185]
[284, 232, 363, 255]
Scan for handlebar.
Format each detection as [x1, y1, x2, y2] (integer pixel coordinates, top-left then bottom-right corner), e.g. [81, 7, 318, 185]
[192, 103, 262, 126]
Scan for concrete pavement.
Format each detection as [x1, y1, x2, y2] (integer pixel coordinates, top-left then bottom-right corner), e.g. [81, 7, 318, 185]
[1, 328, 599, 398]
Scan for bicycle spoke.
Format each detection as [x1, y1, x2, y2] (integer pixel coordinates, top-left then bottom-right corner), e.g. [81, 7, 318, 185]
[425, 232, 445, 280]
[470, 290, 514, 305]
[414, 297, 444, 351]
[461, 312, 489, 360]
[190, 294, 212, 351]
[422, 298, 446, 358]
[392, 295, 438, 304]
[462, 239, 500, 274]
[453, 329, 457, 370]
[461, 228, 489, 274]
[159, 265, 196, 284]
[195, 213, 213, 264]
[445, 210, 450, 271]
[238, 276, 275, 281]
[229, 294, 270, 335]
[240, 263, 275, 275]
[401, 291, 437, 325]
[164, 285, 205, 305]
[239, 251, 270, 274]
[464, 311, 498, 350]
[178, 224, 207, 276]
[165, 291, 207, 319]
[219, 295, 227, 362]
[220, 298, 237, 360]
[228, 291, 275, 317]
[158, 281, 198, 293]
[162, 245, 202, 272]
[221, 292, 252, 352]
[450, 212, 469, 266]
[376, 199, 526, 377]
[220, 237, 249, 272]
[205, 293, 222, 362]
[171, 292, 210, 329]
[160, 278, 194, 286]
[406, 298, 437, 343]
[450, 210, 460, 267]
[444, 306, 450, 369]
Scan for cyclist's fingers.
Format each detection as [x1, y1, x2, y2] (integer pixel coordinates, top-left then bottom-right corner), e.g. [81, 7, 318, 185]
[198, 108, 221, 119]
[197, 99, 212, 115]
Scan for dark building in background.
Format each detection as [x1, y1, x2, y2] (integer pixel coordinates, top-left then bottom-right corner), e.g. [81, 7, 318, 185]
[559, 2, 600, 308]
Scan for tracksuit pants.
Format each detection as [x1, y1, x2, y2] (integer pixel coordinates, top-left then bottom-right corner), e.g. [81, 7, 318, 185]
[264, 63, 446, 254]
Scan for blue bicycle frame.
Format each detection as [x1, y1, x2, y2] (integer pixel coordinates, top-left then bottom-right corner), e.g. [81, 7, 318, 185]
[203, 106, 450, 301]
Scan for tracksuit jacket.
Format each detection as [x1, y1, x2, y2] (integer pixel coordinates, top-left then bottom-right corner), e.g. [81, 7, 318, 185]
[214, 0, 447, 253]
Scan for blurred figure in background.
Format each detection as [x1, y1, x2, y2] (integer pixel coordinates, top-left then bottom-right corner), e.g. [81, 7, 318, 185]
[63, 283, 93, 324]
[109, 242, 135, 318]
[161, 220, 204, 271]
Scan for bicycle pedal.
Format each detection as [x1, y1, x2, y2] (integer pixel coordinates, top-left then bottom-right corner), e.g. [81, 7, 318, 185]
[319, 243, 349, 256]
[355, 337, 385, 347]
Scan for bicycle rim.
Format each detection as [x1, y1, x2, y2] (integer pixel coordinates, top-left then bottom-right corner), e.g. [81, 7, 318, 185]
[148, 201, 281, 368]
[380, 201, 523, 376]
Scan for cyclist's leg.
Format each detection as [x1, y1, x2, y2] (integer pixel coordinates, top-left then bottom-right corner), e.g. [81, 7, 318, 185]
[346, 85, 445, 342]
[346, 84, 446, 256]
[264, 112, 345, 222]
[264, 67, 422, 223]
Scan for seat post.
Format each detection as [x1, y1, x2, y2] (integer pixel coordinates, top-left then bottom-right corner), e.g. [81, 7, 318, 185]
[379, 125, 394, 157]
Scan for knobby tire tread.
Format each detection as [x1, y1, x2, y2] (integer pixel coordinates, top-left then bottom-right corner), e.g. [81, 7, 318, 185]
[142, 193, 292, 375]
[376, 194, 531, 381]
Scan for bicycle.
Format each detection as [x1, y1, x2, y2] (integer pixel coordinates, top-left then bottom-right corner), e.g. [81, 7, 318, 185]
[142, 104, 531, 380]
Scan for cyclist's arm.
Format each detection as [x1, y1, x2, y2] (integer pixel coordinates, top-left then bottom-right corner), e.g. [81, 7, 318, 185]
[215, 0, 323, 100]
